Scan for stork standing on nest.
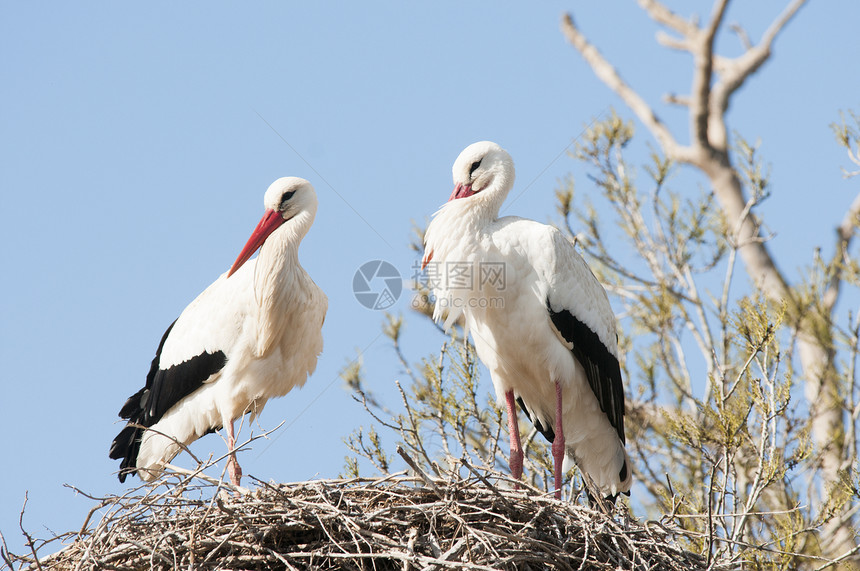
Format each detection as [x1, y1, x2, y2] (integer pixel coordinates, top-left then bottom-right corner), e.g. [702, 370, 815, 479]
[423, 142, 630, 500]
[109, 177, 327, 488]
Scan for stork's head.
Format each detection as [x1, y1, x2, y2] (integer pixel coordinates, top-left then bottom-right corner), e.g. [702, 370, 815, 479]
[263, 176, 318, 221]
[228, 177, 317, 277]
[448, 141, 515, 206]
[421, 142, 516, 269]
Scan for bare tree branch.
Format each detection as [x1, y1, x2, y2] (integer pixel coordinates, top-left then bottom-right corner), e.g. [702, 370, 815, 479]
[729, 23, 753, 51]
[560, 13, 690, 162]
[663, 93, 690, 107]
[823, 190, 860, 312]
[637, 0, 697, 37]
[655, 31, 691, 52]
[710, 0, 808, 148]
[690, 0, 729, 151]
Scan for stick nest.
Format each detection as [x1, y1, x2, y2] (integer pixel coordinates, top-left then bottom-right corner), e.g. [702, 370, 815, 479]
[7, 472, 734, 571]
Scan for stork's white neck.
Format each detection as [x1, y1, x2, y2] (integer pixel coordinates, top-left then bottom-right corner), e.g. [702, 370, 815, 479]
[257, 209, 314, 278]
[427, 171, 512, 248]
[443, 197, 496, 232]
[250, 208, 315, 356]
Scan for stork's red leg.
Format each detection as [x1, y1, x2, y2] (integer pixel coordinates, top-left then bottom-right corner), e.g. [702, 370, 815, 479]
[225, 420, 243, 488]
[504, 390, 524, 488]
[552, 380, 565, 499]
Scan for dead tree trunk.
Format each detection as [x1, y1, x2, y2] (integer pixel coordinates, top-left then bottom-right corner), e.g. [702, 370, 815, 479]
[562, 0, 858, 560]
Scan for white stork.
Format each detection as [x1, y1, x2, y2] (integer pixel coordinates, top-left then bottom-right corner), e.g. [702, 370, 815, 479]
[422, 142, 630, 500]
[109, 177, 327, 487]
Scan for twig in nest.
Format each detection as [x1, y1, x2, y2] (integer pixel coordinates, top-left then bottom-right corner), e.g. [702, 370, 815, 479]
[397, 445, 443, 496]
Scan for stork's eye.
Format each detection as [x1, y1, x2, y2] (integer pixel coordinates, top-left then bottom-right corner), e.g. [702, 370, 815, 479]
[279, 190, 296, 209]
[469, 160, 482, 178]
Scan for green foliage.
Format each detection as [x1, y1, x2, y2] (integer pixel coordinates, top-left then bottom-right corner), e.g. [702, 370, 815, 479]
[831, 110, 860, 179]
[560, 114, 858, 567]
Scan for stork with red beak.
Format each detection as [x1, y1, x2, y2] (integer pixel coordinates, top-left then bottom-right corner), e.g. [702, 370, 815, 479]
[109, 177, 327, 488]
[423, 142, 630, 500]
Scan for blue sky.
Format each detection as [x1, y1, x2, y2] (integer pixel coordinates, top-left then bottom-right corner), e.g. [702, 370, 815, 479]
[2, 1, 858, 558]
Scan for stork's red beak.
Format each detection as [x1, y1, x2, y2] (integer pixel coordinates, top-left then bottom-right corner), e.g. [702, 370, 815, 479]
[448, 182, 475, 201]
[228, 209, 286, 277]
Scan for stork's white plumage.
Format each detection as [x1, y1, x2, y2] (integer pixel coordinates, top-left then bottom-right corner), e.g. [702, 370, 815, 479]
[110, 177, 327, 487]
[423, 142, 630, 500]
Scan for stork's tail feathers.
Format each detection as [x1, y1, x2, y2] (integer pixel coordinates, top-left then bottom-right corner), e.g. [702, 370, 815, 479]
[618, 448, 632, 493]
[108, 384, 187, 483]
[109, 387, 149, 482]
[563, 441, 632, 500]
[108, 424, 143, 483]
[109, 418, 170, 484]
[110, 421, 200, 482]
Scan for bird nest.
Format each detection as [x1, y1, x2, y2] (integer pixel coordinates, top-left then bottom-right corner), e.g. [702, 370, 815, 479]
[3, 464, 734, 571]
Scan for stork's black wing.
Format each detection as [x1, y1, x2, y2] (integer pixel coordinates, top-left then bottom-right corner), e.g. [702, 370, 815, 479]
[109, 319, 227, 482]
[547, 302, 625, 444]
